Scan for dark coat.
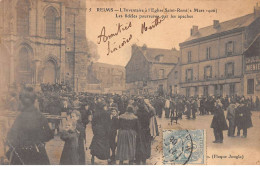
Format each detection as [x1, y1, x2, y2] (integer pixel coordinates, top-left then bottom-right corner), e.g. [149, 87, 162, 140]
[60, 130, 79, 165]
[76, 121, 86, 165]
[210, 106, 228, 130]
[109, 116, 119, 151]
[235, 105, 253, 129]
[6, 106, 54, 165]
[89, 107, 111, 160]
[80, 108, 91, 128]
[135, 104, 152, 161]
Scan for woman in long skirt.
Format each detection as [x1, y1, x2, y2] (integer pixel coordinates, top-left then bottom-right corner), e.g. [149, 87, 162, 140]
[89, 101, 111, 164]
[116, 106, 139, 165]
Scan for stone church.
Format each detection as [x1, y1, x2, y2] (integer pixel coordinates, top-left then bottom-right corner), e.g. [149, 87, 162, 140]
[0, 0, 91, 92]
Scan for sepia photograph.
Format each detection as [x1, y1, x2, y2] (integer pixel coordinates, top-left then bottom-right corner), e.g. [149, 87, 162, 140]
[0, 0, 259, 166]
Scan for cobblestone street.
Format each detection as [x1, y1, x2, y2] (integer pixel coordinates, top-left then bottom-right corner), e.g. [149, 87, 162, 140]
[46, 111, 260, 165]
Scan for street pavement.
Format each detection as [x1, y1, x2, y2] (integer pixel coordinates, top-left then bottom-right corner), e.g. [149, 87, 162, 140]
[45, 111, 260, 165]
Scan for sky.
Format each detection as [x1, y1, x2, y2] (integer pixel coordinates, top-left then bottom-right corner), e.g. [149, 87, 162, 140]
[85, 0, 260, 66]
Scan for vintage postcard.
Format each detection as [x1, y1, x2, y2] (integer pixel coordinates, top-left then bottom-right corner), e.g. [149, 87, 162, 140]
[0, 0, 259, 166]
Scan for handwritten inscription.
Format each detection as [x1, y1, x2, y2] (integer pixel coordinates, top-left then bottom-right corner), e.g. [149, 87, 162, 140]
[97, 17, 166, 56]
[97, 22, 132, 44]
[141, 17, 166, 34]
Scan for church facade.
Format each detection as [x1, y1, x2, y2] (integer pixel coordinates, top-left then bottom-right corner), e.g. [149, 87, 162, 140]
[0, 0, 90, 92]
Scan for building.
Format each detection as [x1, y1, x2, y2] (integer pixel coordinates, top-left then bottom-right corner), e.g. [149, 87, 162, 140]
[0, 0, 90, 93]
[92, 62, 125, 94]
[126, 44, 179, 95]
[179, 5, 260, 97]
[243, 34, 260, 98]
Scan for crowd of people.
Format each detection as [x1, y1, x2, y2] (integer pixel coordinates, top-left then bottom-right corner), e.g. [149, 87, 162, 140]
[1, 84, 259, 165]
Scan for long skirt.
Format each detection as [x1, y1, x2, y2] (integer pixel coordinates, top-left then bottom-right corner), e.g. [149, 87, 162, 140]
[116, 129, 137, 161]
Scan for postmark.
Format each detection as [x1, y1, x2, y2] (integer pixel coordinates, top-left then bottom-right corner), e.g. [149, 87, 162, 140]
[163, 129, 206, 165]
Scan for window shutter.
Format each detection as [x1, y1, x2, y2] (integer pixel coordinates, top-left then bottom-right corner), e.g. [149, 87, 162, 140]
[204, 67, 206, 79]
[232, 63, 234, 76]
[225, 43, 227, 56]
[232, 41, 235, 54]
[191, 69, 193, 80]
[185, 70, 187, 81]
[206, 48, 208, 59]
[210, 66, 212, 78]
[225, 63, 227, 77]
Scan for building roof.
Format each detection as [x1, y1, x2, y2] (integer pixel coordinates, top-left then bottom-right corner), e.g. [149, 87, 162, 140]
[92, 62, 125, 70]
[182, 13, 257, 45]
[137, 45, 180, 64]
[244, 33, 260, 55]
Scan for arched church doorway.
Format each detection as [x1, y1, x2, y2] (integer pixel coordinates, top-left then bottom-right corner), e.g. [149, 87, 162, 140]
[43, 60, 57, 84]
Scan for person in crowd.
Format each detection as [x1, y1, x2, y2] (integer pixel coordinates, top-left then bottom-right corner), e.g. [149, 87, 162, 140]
[191, 99, 198, 119]
[60, 119, 79, 165]
[108, 107, 119, 164]
[72, 97, 81, 110]
[6, 87, 54, 165]
[154, 97, 164, 118]
[210, 99, 228, 143]
[135, 98, 153, 165]
[235, 100, 253, 138]
[108, 98, 118, 111]
[79, 102, 91, 129]
[185, 100, 192, 119]
[256, 96, 260, 111]
[164, 97, 171, 118]
[116, 106, 139, 165]
[71, 110, 86, 165]
[226, 100, 236, 137]
[199, 97, 205, 115]
[61, 97, 71, 115]
[176, 99, 184, 119]
[89, 101, 111, 164]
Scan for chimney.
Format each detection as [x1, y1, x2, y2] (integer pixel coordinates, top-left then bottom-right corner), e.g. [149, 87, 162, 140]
[213, 20, 220, 28]
[190, 25, 198, 36]
[254, 3, 260, 18]
[132, 44, 137, 53]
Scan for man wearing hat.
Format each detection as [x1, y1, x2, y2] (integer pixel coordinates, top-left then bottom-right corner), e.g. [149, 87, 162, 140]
[210, 99, 228, 143]
[235, 100, 253, 138]
[226, 99, 236, 137]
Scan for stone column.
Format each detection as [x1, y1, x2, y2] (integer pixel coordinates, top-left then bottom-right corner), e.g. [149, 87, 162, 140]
[32, 59, 40, 84]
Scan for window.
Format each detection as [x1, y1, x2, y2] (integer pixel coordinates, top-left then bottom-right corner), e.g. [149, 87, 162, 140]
[46, 7, 58, 38]
[155, 55, 164, 62]
[17, 0, 30, 36]
[159, 69, 164, 79]
[18, 47, 30, 71]
[206, 47, 211, 59]
[204, 66, 212, 79]
[174, 71, 178, 79]
[186, 69, 193, 82]
[226, 41, 234, 56]
[225, 62, 234, 77]
[188, 51, 192, 63]
[219, 85, 223, 96]
[203, 86, 208, 96]
[229, 83, 235, 96]
[247, 79, 254, 94]
[214, 85, 218, 96]
[186, 87, 190, 97]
